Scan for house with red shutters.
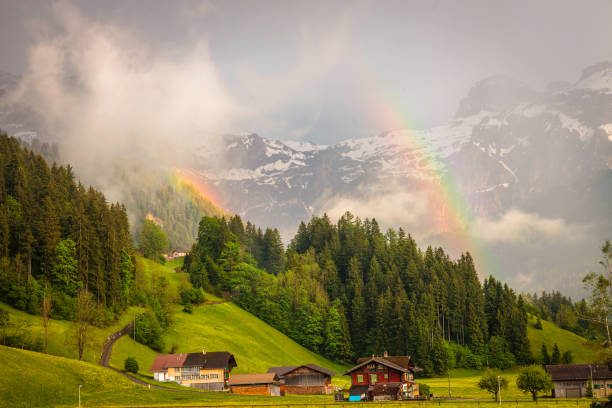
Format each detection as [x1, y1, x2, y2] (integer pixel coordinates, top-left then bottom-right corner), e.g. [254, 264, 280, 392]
[341, 351, 421, 401]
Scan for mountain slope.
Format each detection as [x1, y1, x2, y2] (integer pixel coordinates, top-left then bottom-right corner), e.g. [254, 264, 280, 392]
[526, 314, 607, 363]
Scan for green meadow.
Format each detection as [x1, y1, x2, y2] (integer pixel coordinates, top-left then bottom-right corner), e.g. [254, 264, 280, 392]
[526, 314, 607, 363]
[0, 256, 606, 407]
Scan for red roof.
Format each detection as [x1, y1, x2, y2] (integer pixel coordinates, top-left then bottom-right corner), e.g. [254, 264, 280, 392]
[151, 353, 188, 371]
[150, 351, 236, 372]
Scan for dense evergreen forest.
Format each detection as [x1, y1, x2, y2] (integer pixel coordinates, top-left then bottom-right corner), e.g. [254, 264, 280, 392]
[185, 214, 532, 374]
[0, 133, 132, 318]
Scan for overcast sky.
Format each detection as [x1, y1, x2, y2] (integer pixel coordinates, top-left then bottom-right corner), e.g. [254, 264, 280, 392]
[1, 0, 611, 144]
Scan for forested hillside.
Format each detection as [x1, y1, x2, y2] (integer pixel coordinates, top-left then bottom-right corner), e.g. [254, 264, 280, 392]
[185, 214, 532, 375]
[0, 132, 132, 317]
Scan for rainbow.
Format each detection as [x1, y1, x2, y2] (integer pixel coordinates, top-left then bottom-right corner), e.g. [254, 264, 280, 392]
[170, 168, 226, 216]
[371, 85, 495, 277]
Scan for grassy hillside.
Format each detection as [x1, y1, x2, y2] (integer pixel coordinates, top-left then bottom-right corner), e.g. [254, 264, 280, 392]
[526, 314, 608, 363]
[112, 300, 348, 376]
[0, 346, 337, 408]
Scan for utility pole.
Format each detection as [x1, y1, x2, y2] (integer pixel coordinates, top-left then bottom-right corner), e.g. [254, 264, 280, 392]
[134, 313, 136, 341]
[498, 376, 501, 405]
[78, 384, 82, 408]
[448, 370, 451, 398]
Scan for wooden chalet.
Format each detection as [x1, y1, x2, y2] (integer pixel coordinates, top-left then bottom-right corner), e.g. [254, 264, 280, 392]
[150, 348, 236, 390]
[546, 363, 612, 398]
[342, 352, 420, 401]
[267, 364, 336, 394]
[230, 373, 284, 396]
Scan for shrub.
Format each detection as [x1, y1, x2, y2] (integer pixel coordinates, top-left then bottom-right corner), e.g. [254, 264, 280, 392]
[419, 383, 430, 398]
[124, 356, 139, 373]
[183, 303, 193, 313]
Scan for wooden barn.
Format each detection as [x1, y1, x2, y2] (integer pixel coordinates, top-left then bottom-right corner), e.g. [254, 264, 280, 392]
[546, 363, 612, 398]
[229, 373, 284, 396]
[342, 352, 420, 401]
[267, 364, 336, 394]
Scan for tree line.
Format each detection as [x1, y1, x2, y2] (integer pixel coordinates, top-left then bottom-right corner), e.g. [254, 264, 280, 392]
[0, 132, 133, 320]
[185, 213, 533, 374]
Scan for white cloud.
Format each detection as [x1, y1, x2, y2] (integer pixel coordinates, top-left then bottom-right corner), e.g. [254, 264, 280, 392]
[319, 185, 432, 235]
[3, 2, 239, 197]
[469, 209, 583, 244]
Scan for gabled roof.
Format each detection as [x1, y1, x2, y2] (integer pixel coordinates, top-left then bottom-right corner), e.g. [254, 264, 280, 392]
[358, 356, 412, 368]
[545, 364, 612, 381]
[342, 357, 410, 376]
[267, 366, 298, 376]
[229, 373, 279, 386]
[267, 364, 336, 377]
[150, 351, 236, 372]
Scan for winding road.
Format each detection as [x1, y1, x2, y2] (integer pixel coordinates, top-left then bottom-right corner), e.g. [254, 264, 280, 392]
[98, 318, 201, 392]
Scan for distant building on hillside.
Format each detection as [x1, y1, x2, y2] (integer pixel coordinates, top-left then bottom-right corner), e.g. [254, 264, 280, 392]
[230, 373, 284, 396]
[546, 363, 612, 398]
[342, 351, 421, 401]
[150, 348, 236, 390]
[164, 250, 187, 260]
[267, 364, 336, 394]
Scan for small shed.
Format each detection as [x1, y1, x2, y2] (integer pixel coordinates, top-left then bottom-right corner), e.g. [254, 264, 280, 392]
[267, 364, 336, 394]
[229, 373, 284, 396]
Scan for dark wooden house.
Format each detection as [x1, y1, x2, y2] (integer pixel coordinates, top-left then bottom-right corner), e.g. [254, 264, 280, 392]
[342, 353, 420, 401]
[229, 373, 284, 396]
[267, 364, 336, 394]
[546, 363, 612, 398]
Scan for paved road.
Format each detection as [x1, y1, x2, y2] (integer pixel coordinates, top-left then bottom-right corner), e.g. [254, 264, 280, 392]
[98, 318, 202, 392]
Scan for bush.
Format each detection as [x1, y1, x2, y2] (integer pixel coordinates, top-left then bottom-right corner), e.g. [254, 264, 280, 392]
[534, 318, 543, 330]
[134, 310, 165, 352]
[183, 303, 193, 313]
[419, 383, 430, 398]
[124, 356, 139, 373]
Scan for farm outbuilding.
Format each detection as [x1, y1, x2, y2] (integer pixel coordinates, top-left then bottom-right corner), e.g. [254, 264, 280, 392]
[546, 363, 612, 398]
[229, 373, 284, 396]
[267, 364, 336, 394]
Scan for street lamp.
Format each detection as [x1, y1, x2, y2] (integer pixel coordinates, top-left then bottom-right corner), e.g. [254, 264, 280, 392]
[78, 384, 82, 408]
[498, 376, 501, 405]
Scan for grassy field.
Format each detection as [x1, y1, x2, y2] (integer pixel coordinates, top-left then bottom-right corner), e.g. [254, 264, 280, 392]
[112, 301, 348, 377]
[0, 301, 146, 365]
[421, 368, 523, 400]
[0, 346, 596, 408]
[526, 314, 607, 363]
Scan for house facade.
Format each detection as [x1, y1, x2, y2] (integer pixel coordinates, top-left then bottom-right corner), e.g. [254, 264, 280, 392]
[342, 353, 420, 401]
[150, 349, 237, 390]
[546, 364, 612, 398]
[267, 364, 336, 394]
[230, 373, 284, 396]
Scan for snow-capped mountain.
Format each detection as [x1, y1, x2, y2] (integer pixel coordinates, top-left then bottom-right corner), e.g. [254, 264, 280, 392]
[191, 62, 611, 233]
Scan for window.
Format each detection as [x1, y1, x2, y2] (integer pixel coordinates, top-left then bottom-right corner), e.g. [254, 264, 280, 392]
[377, 364, 383, 370]
[594, 384, 600, 390]
[608, 384, 612, 389]
[370, 374, 378, 384]
[357, 374, 364, 383]
[384, 374, 388, 380]
[210, 374, 218, 379]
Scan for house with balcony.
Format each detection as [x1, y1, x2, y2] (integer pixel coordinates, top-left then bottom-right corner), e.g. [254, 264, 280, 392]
[342, 352, 421, 401]
[150, 348, 237, 390]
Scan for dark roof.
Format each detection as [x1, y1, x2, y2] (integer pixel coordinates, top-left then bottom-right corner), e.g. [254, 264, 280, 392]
[267, 366, 298, 376]
[349, 385, 369, 396]
[546, 364, 612, 381]
[267, 364, 336, 377]
[150, 351, 236, 372]
[229, 373, 279, 386]
[342, 357, 410, 376]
